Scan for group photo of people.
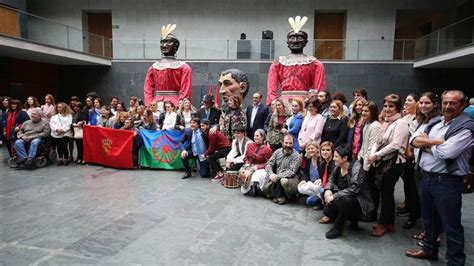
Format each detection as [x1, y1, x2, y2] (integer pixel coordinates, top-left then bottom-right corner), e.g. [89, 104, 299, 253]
[2, 86, 473, 265]
[0, 14, 473, 265]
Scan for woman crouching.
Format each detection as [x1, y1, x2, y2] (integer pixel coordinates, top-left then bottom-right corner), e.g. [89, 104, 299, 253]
[322, 144, 374, 239]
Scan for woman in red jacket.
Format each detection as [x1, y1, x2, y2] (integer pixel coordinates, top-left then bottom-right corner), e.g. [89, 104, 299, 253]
[4, 99, 29, 156]
[241, 129, 273, 196]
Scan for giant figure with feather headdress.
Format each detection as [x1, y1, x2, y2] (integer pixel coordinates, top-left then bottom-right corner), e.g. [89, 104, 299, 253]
[266, 16, 326, 105]
[143, 24, 192, 108]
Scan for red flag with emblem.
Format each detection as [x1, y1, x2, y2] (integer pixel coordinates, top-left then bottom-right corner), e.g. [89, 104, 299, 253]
[83, 125, 134, 169]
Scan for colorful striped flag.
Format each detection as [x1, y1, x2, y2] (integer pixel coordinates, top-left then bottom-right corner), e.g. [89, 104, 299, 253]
[139, 129, 185, 169]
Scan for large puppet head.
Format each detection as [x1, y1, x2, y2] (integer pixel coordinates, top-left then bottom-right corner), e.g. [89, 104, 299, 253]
[287, 16, 308, 54]
[218, 69, 249, 109]
[160, 24, 180, 56]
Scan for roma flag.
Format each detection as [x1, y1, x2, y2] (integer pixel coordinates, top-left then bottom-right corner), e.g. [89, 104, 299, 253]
[139, 129, 184, 169]
[83, 125, 134, 169]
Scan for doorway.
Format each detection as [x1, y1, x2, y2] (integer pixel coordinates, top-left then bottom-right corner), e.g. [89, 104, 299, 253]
[86, 12, 112, 57]
[314, 12, 345, 59]
[0, 5, 20, 37]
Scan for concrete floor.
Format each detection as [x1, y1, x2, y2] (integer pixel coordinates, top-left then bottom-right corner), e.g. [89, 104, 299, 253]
[0, 150, 473, 265]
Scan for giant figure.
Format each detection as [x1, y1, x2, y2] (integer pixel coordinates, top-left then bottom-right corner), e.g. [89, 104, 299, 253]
[144, 24, 192, 108]
[218, 68, 249, 112]
[266, 16, 326, 105]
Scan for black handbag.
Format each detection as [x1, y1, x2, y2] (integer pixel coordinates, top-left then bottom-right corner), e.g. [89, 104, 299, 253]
[372, 123, 401, 187]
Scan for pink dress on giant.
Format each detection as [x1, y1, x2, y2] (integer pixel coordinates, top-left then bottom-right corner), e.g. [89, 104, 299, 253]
[143, 57, 192, 107]
[266, 54, 326, 105]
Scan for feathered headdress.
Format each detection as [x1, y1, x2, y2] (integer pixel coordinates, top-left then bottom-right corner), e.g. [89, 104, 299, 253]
[161, 24, 176, 39]
[288, 16, 308, 33]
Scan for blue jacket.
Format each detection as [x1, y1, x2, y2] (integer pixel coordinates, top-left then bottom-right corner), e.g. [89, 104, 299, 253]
[88, 109, 100, 126]
[288, 113, 303, 151]
[179, 128, 193, 152]
[179, 128, 208, 155]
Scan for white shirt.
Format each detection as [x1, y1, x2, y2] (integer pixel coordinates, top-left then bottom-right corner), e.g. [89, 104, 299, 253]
[50, 114, 73, 138]
[226, 138, 253, 164]
[162, 112, 177, 130]
[250, 104, 260, 128]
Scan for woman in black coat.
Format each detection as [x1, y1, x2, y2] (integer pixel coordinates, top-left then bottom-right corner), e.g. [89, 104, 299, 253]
[321, 100, 349, 148]
[320, 144, 374, 239]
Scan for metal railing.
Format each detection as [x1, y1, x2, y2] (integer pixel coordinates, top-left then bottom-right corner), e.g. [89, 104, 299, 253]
[415, 15, 474, 60]
[113, 38, 416, 61]
[0, 5, 112, 58]
[0, 4, 425, 61]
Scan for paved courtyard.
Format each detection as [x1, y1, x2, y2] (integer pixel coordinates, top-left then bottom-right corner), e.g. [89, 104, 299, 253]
[0, 149, 473, 265]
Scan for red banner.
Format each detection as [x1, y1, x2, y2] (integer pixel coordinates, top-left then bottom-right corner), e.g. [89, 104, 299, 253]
[83, 125, 134, 169]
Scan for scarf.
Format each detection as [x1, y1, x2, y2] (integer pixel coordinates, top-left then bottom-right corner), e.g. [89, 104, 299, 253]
[382, 113, 401, 129]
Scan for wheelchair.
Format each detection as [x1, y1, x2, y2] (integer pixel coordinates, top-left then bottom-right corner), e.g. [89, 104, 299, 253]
[8, 137, 57, 168]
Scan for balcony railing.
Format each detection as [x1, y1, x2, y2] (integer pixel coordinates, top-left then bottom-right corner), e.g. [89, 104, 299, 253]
[0, 4, 422, 62]
[0, 5, 112, 58]
[415, 15, 474, 60]
[113, 39, 416, 61]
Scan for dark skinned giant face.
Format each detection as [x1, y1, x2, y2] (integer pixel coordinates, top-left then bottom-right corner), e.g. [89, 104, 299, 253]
[160, 36, 178, 57]
[287, 31, 308, 54]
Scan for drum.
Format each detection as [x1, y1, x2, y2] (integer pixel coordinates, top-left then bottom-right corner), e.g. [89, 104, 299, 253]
[239, 167, 255, 188]
[223, 170, 240, 189]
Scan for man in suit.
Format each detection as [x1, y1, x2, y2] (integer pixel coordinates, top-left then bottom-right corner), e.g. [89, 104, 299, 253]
[179, 117, 209, 179]
[196, 95, 221, 130]
[246, 92, 269, 139]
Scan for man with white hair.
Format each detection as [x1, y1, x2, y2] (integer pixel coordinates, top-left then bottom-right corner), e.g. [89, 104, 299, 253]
[14, 109, 51, 168]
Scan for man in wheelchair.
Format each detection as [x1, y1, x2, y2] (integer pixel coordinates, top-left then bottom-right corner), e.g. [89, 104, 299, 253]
[13, 109, 51, 168]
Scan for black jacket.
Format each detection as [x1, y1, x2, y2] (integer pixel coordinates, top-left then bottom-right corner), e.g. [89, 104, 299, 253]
[325, 160, 374, 216]
[246, 104, 270, 139]
[196, 107, 221, 128]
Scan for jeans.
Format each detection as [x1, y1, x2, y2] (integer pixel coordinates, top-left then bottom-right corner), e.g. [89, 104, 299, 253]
[14, 138, 42, 160]
[208, 147, 231, 177]
[306, 187, 324, 206]
[421, 172, 465, 265]
[182, 151, 210, 178]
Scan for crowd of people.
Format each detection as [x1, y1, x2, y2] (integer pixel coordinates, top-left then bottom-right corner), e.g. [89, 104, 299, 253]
[1, 88, 473, 265]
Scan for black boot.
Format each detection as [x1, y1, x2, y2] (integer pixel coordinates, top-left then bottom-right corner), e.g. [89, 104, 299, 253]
[325, 227, 342, 239]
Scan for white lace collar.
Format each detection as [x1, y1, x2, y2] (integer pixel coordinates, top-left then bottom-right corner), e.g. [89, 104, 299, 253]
[152, 56, 186, 70]
[278, 53, 317, 66]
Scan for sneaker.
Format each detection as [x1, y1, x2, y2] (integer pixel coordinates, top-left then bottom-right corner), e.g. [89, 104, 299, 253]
[211, 173, 224, 182]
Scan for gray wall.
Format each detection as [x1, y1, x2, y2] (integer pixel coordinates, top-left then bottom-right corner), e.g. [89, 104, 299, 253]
[26, 0, 455, 60]
[1, 0, 26, 10]
[57, 62, 474, 108]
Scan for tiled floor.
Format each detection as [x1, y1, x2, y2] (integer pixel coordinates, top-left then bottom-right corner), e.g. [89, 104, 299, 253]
[0, 150, 473, 265]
